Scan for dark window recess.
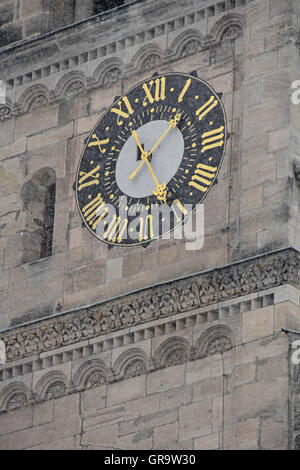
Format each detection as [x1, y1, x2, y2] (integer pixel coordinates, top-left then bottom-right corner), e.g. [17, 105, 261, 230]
[40, 184, 56, 259]
[136, 143, 152, 162]
[93, 0, 125, 15]
[137, 143, 144, 161]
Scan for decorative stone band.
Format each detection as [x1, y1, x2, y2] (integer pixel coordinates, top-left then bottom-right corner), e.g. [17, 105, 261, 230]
[0, 324, 236, 414]
[2, 1, 252, 90]
[0, 9, 250, 120]
[0, 248, 299, 364]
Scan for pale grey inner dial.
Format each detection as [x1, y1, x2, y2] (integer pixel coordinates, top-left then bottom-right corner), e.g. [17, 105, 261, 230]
[116, 120, 185, 199]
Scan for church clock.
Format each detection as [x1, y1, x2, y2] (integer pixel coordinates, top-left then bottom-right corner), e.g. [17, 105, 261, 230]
[75, 72, 228, 246]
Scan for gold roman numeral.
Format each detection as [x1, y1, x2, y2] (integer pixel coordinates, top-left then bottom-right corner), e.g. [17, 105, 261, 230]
[138, 214, 154, 242]
[78, 165, 100, 191]
[172, 199, 188, 222]
[196, 96, 219, 121]
[82, 193, 108, 230]
[142, 77, 166, 106]
[88, 134, 109, 153]
[104, 215, 128, 243]
[189, 163, 217, 192]
[178, 78, 191, 103]
[111, 96, 134, 126]
[201, 126, 224, 153]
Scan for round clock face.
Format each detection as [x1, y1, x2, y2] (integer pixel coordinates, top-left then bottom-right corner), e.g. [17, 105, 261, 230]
[75, 72, 228, 246]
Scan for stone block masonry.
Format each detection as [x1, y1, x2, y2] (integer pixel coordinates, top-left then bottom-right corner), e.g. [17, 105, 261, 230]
[0, 273, 299, 450]
[0, 0, 299, 329]
[0, 0, 299, 451]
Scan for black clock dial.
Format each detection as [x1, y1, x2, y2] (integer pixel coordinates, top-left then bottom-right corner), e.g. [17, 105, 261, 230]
[75, 72, 228, 246]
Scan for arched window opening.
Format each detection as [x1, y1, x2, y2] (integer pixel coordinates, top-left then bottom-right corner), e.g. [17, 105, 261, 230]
[93, 0, 125, 15]
[40, 183, 56, 259]
[20, 168, 56, 264]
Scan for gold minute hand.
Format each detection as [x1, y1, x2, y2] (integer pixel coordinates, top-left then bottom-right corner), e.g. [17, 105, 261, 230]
[129, 114, 181, 181]
[149, 113, 181, 155]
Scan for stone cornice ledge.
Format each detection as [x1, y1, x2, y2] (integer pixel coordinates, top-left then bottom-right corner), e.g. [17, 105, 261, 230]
[0, 247, 299, 363]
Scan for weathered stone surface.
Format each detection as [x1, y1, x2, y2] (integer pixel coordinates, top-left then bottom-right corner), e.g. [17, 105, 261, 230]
[118, 429, 153, 450]
[106, 257, 123, 282]
[0, 406, 33, 436]
[234, 363, 256, 387]
[269, 0, 293, 18]
[234, 419, 259, 449]
[194, 432, 219, 450]
[159, 385, 192, 410]
[29, 436, 76, 450]
[260, 420, 287, 449]
[83, 404, 125, 431]
[28, 123, 74, 151]
[82, 424, 118, 448]
[256, 355, 288, 380]
[147, 365, 186, 394]
[107, 375, 146, 406]
[179, 400, 212, 441]
[81, 385, 107, 416]
[153, 422, 179, 449]
[193, 377, 223, 402]
[33, 401, 54, 426]
[245, 51, 277, 80]
[242, 306, 274, 342]
[261, 69, 290, 102]
[243, 98, 289, 139]
[15, 107, 58, 137]
[268, 127, 289, 153]
[212, 395, 233, 433]
[124, 394, 160, 419]
[241, 186, 263, 212]
[241, 155, 277, 190]
[0, 426, 42, 450]
[234, 378, 288, 421]
[243, 78, 261, 109]
[186, 356, 211, 384]
[119, 409, 178, 437]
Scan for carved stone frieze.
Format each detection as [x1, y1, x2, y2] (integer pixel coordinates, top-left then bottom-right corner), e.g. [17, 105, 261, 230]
[221, 24, 243, 43]
[141, 54, 162, 71]
[0, 105, 12, 121]
[45, 381, 67, 400]
[0, 248, 298, 363]
[123, 359, 147, 379]
[153, 337, 190, 369]
[182, 39, 202, 57]
[191, 324, 234, 360]
[6, 392, 27, 411]
[0, 326, 236, 413]
[72, 359, 109, 390]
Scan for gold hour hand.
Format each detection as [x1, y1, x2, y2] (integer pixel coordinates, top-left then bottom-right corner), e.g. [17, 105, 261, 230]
[131, 129, 144, 156]
[129, 130, 149, 181]
[129, 161, 144, 181]
[142, 152, 159, 186]
[153, 183, 167, 203]
[141, 154, 167, 203]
